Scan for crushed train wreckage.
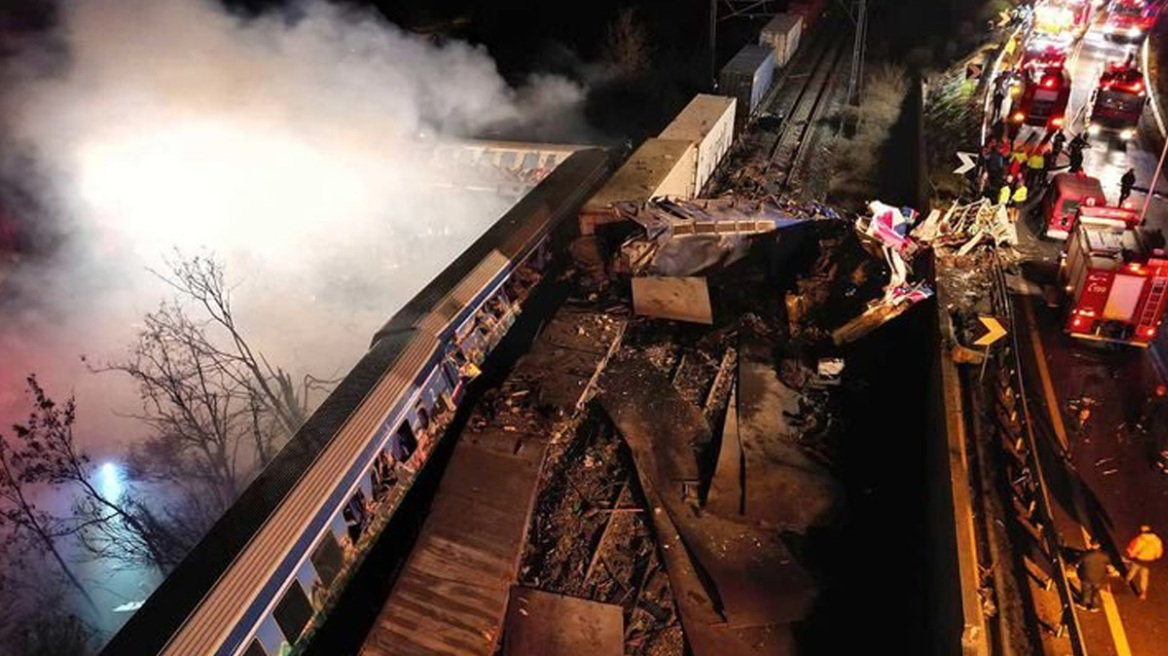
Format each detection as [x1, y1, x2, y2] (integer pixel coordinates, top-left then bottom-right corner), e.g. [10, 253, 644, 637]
[594, 196, 934, 343]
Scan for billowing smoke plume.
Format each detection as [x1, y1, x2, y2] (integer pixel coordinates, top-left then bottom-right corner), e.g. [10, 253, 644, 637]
[0, 0, 595, 455]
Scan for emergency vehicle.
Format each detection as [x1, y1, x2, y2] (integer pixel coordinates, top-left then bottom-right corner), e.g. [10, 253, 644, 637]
[1012, 66, 1072, 129]
[1019, 41, 1069, 73]
[1032, 1, 1080, 45]
[1043, 172, 1107, 239]
[1103, 0, 1159, 43]
[1059, 214, 1168, 346]
[1087, 59, 1148, 142]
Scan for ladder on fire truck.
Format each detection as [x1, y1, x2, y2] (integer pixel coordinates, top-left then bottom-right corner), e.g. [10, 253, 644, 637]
[1137, 277, 1168, 327]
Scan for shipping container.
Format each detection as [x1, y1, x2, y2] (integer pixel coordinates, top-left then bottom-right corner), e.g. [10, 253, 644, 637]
[579, 138, 697, 235]
[760, 13, 803, 68]
[719, 44, 776, 122]
[658, 94, 736, 195]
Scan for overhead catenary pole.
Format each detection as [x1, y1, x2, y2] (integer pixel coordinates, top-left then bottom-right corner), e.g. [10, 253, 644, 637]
[711, 0, 719, 91]
[846, 0, 868, 105]
[1138, 133, 1168, 226]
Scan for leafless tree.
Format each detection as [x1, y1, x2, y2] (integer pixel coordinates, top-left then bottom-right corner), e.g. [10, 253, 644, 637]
[0, 389, 96, 612]
[605, 7, 652, 80]
[89, 254, 319, 513]
[7, 376, 184, 572]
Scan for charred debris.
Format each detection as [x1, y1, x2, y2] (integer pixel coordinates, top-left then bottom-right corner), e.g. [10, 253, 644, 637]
[499, 194, 936, 655]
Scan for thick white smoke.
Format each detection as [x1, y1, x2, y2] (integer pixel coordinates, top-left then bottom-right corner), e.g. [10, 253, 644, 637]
[0, 0, 594, 455]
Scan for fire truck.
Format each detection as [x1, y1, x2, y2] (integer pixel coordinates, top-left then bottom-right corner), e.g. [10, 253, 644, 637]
[1103, 0, 1160, 43]
[1059, 214, 1168, 346]
[1011, 66, 1072, 129]
[1019, 40, 1069, 73]
[1087, 59, 1148, 142]
[1043, 172, 1108, 239]
[1032, 1, 1080, 46]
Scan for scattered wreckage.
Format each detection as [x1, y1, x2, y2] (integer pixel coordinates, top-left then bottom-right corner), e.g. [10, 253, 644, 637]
[592, 195, 936, 344]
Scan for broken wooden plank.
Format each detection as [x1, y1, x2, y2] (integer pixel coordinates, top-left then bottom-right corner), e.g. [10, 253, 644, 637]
[736, 339, 842, 531]
[631, 276, 714, 325]
[705, 387, 743, 517]
[505, 588, 623, 656]
[601, 355, 817, 641]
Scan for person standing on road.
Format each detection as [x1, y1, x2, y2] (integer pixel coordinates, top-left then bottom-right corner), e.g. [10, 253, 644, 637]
[998, 177, 1013, 207]
[1009, 179, 1028, 223]
[1138, 384, 1167, 434]
[1120, 168, 1137, 206]
[1027, 147, 1046, 189]
[992, 85, 1006, 121]
[1051, 129, 1066, 164]
[1069, 146, 1085, 174]
[1076, 539, 1111, 612]
[1125, 525, 1164, 600]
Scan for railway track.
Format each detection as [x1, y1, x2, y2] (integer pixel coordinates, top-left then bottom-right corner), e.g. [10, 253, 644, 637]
[764, 34, 848, 190]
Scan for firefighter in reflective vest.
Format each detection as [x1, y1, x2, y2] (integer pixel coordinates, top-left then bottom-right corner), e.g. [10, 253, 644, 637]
[998, 177, 1013, 207]
[1009, 180, 1028, 223]
[1125, 525, 1164, 600]
[1026, 147, 1046, 189]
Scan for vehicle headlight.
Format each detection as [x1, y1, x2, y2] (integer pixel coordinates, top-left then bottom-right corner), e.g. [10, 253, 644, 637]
[1105, 24, 1116, 34]
[1088, 124, 1101, 135]
[1121, 128, 1136, 140]
[1130, 26, 1144, 37]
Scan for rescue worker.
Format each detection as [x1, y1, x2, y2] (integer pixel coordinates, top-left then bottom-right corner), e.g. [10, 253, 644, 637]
[1010, 145, 1027, 180]
[1026, 147, 1046, 190]
[992, 85, 1006, 121]
[1138, 384, 1168, 434]
[1051, 128, 1066, 164]
[1068, 133, 1089, 173]
[1120, 168, 1137, 206]
[1009, 179, 1028, 223]
[1125, 525, 1164, 600]
[1076, 539, 1111, 612]
[998, 177, 1013, 207]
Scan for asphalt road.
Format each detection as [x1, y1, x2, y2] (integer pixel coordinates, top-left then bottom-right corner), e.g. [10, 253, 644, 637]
[1004, 21, 1168, 656]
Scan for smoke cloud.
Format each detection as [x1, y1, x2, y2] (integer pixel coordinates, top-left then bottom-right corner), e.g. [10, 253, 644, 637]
[0, 0, 595, 455]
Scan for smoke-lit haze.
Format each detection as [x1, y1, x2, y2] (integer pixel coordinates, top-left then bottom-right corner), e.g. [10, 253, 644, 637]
[0, 0, 593, 454]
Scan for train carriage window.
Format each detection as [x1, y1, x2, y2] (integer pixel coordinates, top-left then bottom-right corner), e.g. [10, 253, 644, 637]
[543, 154, 557, 169]
[521, 152, 539, 172]
[243, 639, 268, 656]
[499, 152, 517, 169]
[273, 581, 314, 645]
[389, 422, 417, 463]
[310, 531, 344, 588]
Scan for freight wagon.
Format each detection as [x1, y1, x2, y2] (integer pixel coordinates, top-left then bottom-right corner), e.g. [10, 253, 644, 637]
[760, 12, 803, 68]
[658, 94, 736, 196]
[719, 44, 776, 123]
[578, 138, 697, 235]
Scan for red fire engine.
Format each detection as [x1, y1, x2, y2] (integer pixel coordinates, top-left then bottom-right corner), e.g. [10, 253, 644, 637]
[1060, 214, 1168, 346]
[1012, 66, 1071, 129]
[1043, 173, 1107, 239]
[1020, 41, 1068, 73]
[1103, 0, 1160, 43]
[1088, 59, 1148, 142]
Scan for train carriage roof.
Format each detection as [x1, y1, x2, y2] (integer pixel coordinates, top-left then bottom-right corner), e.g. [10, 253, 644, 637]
[372, 147, 611, 341]
[99, 329, 417, 656]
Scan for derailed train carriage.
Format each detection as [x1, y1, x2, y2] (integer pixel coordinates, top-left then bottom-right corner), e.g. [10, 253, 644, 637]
[98, 147, 613, 656]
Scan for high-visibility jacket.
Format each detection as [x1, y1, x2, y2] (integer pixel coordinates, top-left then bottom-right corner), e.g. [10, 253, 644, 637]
[1127, 532, 1164, 562]
[1012, 150, 1028, 164]
[1027, 153, 1045, 170]
[1012, 185, 1028, 204]
[999, 185, 1012, 205]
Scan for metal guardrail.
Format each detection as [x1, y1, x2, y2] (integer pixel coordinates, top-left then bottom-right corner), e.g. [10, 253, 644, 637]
[984, 253, 1087, 655]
